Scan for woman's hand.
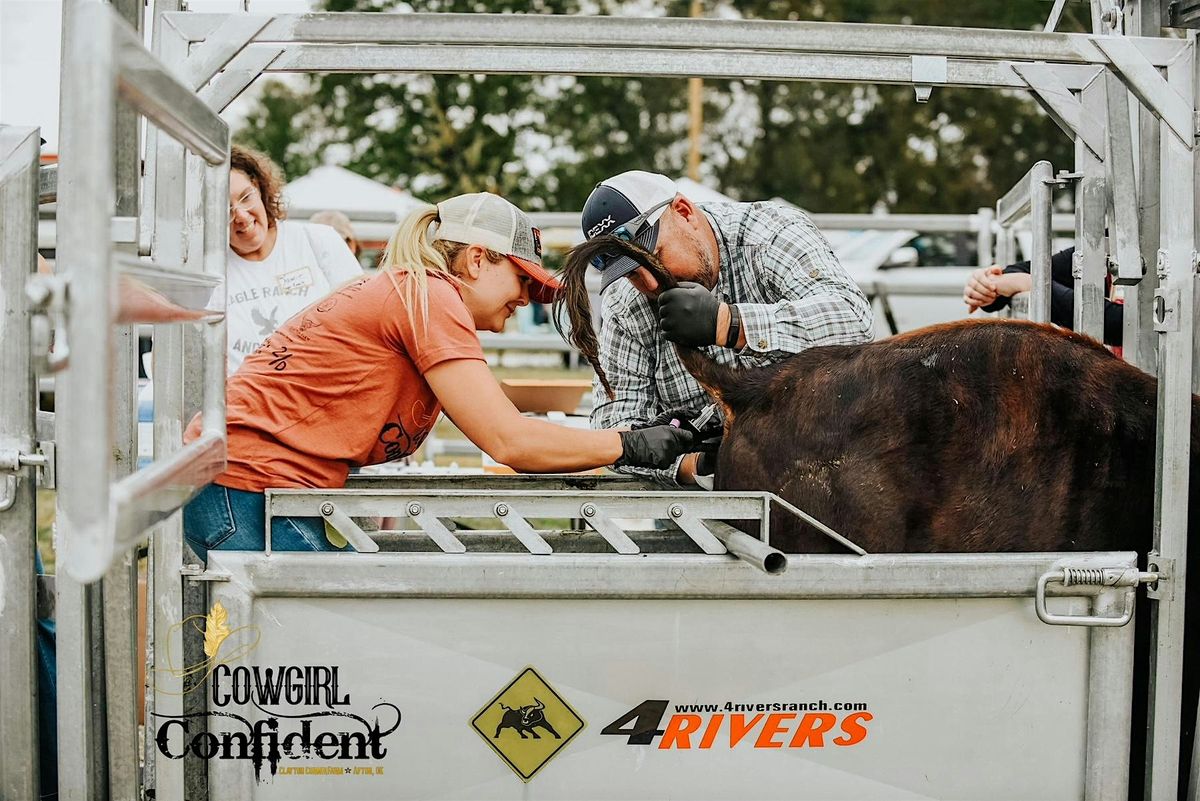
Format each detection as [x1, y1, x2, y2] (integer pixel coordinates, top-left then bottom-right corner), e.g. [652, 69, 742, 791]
[963, 265, 1003, 312]
[616, 425, 697, 469]
[964, 266, 1034, 313]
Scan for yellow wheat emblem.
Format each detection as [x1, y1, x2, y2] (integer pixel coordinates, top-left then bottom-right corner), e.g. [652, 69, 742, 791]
[154, 600, 259, 696]
[203, 601, 231, 658]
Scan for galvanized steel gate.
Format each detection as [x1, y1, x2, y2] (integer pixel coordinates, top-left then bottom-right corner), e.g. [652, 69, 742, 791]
[1, 1, 1197, 799]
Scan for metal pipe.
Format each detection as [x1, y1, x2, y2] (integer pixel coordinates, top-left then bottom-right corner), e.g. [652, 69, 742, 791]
[1029, 160, 1054, 323]
[0, 125, 42, 801]
[268, 43, 1104, 92]
[706, 521, 788, 575]
[112, 7, 229, 165]
[1144, 44, 1195, 800]
[166, 12, 1186, 67]
[206, 550, 1136, 600]
[1084, 588, 1135, 799]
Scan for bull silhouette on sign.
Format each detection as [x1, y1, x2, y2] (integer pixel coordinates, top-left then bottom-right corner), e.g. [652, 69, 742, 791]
[493, 698, 561, 739]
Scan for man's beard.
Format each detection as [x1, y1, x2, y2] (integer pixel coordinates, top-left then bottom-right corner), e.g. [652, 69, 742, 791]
[691, 240, 718, 289]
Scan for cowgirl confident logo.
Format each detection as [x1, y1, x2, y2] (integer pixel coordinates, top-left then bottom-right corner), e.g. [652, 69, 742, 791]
[153, 602, 402, 782]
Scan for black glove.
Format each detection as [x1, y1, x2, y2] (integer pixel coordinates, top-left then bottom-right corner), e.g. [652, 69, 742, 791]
[696, 449, 718, 476]
[658, 282, 721, 347]
[636, 407, 723, 439]
[616, 426, 697, 469]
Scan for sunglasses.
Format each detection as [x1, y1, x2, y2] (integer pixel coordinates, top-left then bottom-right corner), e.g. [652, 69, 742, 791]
[590, 198, 671, 271]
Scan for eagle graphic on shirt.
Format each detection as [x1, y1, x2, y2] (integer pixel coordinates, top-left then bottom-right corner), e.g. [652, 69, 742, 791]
[251, 306, 280, 337]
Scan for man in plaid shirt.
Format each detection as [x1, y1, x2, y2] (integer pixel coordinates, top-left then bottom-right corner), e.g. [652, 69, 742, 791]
[582, 171, 874, 488]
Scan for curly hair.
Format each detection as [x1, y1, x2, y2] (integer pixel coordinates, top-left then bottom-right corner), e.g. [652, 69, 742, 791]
[230, 144, 287, 225]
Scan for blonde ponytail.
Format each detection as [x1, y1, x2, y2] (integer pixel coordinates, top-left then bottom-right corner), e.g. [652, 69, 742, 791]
[379, 203, 505, 330]
[379, 205, 450, 330]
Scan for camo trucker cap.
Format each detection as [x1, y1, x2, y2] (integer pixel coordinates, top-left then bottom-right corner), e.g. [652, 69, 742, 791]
[435, 192, 560, 303]
[581, 171, 678, 291]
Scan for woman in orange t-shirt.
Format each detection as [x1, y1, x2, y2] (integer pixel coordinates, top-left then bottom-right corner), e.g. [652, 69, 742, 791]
[182, 192, 695, 560]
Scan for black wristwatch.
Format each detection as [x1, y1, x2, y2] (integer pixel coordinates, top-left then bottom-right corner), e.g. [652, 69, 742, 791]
[724, 304, 742, 349]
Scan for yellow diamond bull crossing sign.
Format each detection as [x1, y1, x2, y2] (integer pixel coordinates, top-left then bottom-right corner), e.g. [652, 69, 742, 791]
[471, 667, 585, 782]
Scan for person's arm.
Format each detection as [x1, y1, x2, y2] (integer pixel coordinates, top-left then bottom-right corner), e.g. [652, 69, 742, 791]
[590, 301, 695, 487]
[116, 276, 209, 324]
[41, 253, 207, 323]
[426, 359, 693, 473]
[733, 217, 874, 358]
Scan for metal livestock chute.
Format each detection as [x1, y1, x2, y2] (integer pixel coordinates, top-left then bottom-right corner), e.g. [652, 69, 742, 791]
[1, 2, 1195, 800]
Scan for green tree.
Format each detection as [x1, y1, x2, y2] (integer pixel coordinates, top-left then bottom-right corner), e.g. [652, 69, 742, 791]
[234, 79, 324, 181]
[232, 0, 1094, 214]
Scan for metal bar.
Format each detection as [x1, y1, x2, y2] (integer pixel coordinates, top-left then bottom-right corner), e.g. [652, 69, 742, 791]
[1126, 0, 1162, 374]
[53, 0, 115, 746]
[0, 125, 41, 801]
[1075, 76, 1109, 341]
[263, 43, 1104, 91]
[1145, 42, 1195, 801]
[199, 43, 285, 113]
[706, 522, 788, 575]
[57, 0, 117, 581]
[578, 504, 640, 554]
[1105, 69, 1145, 285]
[1012, 62, 1107, 159]
[451, 209, 1074, 237]
[770, 494, 867, 556]
[997, 159, 1049, 226]
[268, 489, 774, 521]
[102, 552, 140, 801]
[146, 13, 190, 798]
[108, 0, 142, 784]
[204, 550, 1138, 600]
[164, 13, 1186, 66]
[55, 575, 106, 801]
[181, 14, 272, 91]
[1094, 36, 1194, 149]
[1044, 0, 1070, 32]
[319, 503, 380, 553]
[494, 507, 554, 555]
[1083, 587, 1136, 799]
[668, 509, 728, 555]
[109, 432, 224, 555]
[1029, 161, 1055, 324]
[403, 506, 467, 554]
[109, 4, 229, 165]
[976, 206, 995, 265]
[201, 158, 229, 441]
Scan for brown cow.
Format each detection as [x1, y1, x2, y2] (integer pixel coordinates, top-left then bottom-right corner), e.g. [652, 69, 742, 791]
[557, 235, 1199, 799]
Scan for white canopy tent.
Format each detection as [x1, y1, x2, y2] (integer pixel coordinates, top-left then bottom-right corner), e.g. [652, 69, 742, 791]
[284, 165, 426, 244]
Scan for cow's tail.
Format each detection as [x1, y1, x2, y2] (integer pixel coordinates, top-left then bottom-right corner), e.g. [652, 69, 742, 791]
[557, 236, 742, 416]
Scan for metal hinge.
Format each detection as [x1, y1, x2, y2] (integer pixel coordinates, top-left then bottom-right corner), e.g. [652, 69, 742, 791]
[1035, 565, 1159, 626]
[180, 564, 230, 582]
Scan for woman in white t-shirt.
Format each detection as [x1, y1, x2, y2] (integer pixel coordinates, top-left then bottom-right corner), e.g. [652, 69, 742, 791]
[224, 145, 363, 372]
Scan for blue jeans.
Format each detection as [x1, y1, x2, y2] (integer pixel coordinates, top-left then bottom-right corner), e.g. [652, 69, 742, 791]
[182, 484, 349, 562]
[34, 549, 57, 801]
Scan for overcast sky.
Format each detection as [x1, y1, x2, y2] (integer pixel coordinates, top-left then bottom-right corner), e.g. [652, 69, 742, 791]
[1, 0, 314, 152]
